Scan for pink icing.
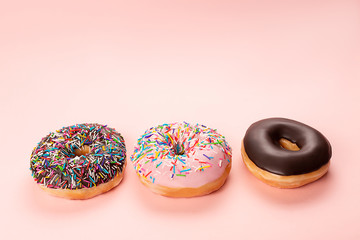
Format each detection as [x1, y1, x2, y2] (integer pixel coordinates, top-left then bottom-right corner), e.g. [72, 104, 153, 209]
[131, 122, 232, 188]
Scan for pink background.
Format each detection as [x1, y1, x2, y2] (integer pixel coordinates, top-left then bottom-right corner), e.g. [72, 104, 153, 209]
[1, 1, 359, 239]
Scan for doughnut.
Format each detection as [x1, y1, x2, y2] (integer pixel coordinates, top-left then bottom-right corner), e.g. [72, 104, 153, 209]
[241, 118, 331, 188]
[131, 122, 232, 197]
[30, 123, 126, 199]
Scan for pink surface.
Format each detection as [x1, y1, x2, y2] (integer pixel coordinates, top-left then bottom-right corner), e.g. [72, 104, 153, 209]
[1, 1, 359, 239]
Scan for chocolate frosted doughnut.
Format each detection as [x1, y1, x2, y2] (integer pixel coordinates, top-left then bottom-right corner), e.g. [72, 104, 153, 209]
[242, 118, 331, 188]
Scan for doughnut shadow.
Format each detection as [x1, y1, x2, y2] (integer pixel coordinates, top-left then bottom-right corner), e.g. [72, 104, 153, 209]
[133, 172, 232, 214]
[22, 175, 125, 216]
[241, 164, 333, 205]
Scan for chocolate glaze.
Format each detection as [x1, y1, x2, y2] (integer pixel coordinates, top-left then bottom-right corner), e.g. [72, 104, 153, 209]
[243, 118, 332, 176]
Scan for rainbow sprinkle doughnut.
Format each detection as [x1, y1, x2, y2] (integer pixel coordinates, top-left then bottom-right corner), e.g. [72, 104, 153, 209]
[131, 122, 232, 197]
[30, 123, 126, 199]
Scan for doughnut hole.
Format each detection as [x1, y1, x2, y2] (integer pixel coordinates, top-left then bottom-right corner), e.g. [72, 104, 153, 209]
[279, 138, 300, 151]
[173, 142, 185, 155]
[74, 145, 91, 156]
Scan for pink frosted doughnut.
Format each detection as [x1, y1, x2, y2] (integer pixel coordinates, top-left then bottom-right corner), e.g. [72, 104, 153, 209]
[131, 122, 232, 197]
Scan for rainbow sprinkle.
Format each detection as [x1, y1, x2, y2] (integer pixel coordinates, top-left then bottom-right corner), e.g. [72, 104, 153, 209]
[30, 123, 126, 189]
[131, 122, 232, 184]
